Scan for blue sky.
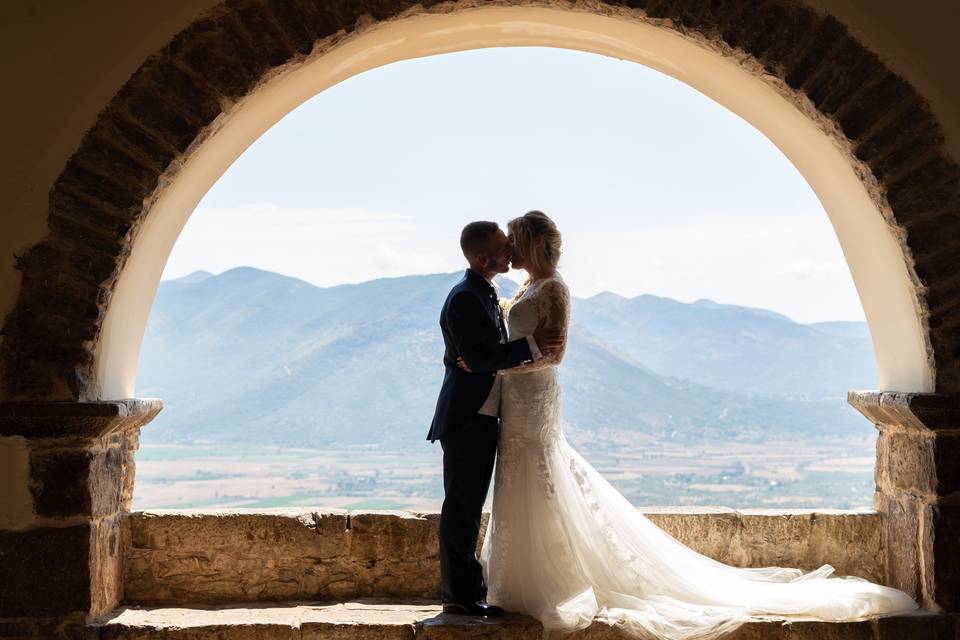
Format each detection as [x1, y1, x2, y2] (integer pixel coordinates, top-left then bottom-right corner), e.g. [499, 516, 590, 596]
[163, 47, 863, 323]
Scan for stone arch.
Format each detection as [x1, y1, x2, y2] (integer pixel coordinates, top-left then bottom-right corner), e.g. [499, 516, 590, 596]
[1, 0, 957, 404]
[0, 0, 959, 623]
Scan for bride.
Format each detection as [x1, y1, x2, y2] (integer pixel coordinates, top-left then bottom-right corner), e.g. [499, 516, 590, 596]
[459, 210, 918, 639]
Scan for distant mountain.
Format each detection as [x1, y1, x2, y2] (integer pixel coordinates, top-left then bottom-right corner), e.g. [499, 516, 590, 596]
[136, 268, 875, 448]
[171, 269, 215, 284]
[572, 293, 876, 397]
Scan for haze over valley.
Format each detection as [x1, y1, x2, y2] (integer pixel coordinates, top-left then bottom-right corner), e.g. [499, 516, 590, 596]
[134, 267, 878, 511]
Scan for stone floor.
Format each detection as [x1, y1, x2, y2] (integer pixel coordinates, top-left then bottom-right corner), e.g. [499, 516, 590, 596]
[95, 599, 954, 639]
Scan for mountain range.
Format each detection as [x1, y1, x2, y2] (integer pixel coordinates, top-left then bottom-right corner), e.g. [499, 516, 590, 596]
[136, 268, 877, 448]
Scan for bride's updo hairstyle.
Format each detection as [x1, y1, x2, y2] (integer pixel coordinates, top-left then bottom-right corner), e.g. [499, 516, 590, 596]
[508, 210, 562, 274]
[507, 210, 562, 305]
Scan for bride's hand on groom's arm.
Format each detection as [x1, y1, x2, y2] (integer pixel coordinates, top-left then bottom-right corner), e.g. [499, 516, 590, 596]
[456, 357, 473, 373]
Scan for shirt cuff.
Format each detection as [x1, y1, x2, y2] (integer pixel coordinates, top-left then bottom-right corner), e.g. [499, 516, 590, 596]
[526, 335, 542, 360]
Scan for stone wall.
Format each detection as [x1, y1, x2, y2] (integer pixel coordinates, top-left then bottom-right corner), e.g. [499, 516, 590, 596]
[851, 391, 960, 611]
[123, 508, 884, 606]
[0, 400, 161, 634]
[1, 0, 959, 631]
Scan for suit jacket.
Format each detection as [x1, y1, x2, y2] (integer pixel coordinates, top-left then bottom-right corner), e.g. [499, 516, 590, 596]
[427, 269, 534, 442]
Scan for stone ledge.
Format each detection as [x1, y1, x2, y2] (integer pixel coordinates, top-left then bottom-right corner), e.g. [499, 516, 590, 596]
[123, 509, 885, 606]
[848, 391, 960, 433]
[93, 600, 954, 640]
[0, 399, 162, 439]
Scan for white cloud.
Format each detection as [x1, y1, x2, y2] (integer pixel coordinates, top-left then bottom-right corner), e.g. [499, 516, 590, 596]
[162, 204, 462, 287]
[558, 210, 864, 323]
[164, 204, 865, 323]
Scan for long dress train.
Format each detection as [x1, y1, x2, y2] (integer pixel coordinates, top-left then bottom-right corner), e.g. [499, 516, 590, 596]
[479, 273, 917, 640]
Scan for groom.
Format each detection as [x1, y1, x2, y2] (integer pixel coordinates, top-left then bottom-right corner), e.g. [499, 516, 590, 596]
[427, 221, 563, 616]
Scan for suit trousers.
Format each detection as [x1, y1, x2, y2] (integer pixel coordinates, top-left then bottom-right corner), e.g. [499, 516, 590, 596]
[438, 413, 499, 603]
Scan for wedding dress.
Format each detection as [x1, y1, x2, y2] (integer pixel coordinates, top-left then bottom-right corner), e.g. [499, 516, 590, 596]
[479, 272, 917, 640]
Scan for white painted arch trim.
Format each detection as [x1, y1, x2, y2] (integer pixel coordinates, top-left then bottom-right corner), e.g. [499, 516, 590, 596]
[94, 5, 934, 399]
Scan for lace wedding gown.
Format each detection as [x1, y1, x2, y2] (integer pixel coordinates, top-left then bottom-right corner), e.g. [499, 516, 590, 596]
[479, 273, 917, 640]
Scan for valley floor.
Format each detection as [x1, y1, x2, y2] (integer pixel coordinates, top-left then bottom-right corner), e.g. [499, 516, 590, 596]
[132, 428, 876, 511]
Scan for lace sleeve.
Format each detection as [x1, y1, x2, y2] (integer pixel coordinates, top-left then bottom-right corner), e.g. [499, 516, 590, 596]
[503, 278, 570, 374]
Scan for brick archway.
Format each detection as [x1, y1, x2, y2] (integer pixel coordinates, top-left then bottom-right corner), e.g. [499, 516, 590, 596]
[1, 0, 959, 625]
[1, 0, 957, 402]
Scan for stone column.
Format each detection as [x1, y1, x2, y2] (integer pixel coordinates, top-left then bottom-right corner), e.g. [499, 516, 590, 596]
[849, 391, 960, 612]
[0, 399, 161, 638]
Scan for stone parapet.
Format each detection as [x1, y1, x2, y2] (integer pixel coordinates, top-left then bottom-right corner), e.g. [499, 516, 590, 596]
[0, 400, 161, 628]
[849, 391, 960, 611]
[123, 509, 885, 607]
[124, 511, 441, 606]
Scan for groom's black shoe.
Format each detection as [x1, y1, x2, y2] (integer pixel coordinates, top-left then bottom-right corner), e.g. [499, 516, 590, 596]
[441, 601, 505, 616]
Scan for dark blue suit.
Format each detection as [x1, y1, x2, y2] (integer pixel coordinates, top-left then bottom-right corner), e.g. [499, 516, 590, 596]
[428, 269, 533, 603]
[428, 269, 533, 442]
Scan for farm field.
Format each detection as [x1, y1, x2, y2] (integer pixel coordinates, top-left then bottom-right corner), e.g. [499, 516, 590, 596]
[133, 428, 876, 511]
